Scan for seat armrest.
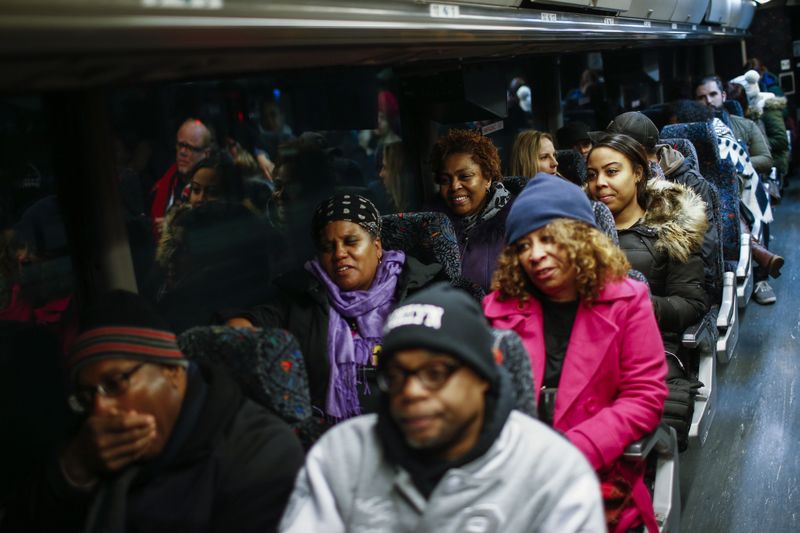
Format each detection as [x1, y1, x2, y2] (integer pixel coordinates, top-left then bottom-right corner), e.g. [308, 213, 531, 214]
[736, 233, 751, 280]
[716, 272, 736, 329]
[623, 424, 675, 460]
[682, 308, 718, 350]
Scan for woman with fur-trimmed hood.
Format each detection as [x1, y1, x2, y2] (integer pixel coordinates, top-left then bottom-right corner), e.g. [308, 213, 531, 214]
[586, 134, 708, 357]
[587, 134, 708, 451]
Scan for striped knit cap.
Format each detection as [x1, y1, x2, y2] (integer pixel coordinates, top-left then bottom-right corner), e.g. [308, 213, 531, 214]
[66, 290, 186, 379]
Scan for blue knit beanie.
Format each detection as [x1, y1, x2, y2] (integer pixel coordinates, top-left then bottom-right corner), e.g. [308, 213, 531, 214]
[505, 173, 597, 245]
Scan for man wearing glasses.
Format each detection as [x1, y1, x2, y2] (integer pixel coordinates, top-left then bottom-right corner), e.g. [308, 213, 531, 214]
[19, 290, 303, 533]
[149, 117, 213, 227]
[279, 283, 604, 533]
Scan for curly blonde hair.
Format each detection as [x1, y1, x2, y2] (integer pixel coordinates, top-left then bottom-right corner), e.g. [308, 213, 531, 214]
[491, 218, 630, 305]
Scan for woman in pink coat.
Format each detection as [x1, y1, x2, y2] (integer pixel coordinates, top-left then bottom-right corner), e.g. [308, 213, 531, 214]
[482, 173, 667, 533]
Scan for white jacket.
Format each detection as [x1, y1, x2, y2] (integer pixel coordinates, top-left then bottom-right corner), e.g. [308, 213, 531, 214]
[279, 411, 605, 533]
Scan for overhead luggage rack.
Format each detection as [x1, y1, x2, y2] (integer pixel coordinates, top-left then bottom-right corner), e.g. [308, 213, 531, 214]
[0, 0, 745, 91]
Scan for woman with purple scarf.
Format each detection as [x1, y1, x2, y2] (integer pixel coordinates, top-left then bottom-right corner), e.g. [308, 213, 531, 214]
[226, 193, 444, 422]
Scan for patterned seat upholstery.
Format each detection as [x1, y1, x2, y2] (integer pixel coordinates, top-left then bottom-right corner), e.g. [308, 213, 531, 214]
[591, 199, 618, 244]
[492, 329, 536, 417]
[661, 122, 742, 266]
[380, 212, 462, 282]
[628, 269, 649, 287]
[501, 175, 528, 196]
[381, 212, 487, 301]
[556, 149, 587, 186]
[659, 137, 725, 301]
[723, 99, 744, 118]
[178, 326, 313, 426]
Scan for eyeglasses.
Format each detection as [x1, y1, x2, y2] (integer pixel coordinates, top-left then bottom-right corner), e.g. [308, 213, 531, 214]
[377, 361, 461, 395]
[176, 141, 208, 154]
[68, 363, 146, 414]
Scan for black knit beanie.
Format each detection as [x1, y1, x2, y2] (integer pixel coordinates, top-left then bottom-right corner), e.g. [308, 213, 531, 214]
[381, 283, 498, 386]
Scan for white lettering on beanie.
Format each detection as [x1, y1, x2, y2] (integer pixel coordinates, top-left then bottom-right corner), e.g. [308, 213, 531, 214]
[384, 304, 445, 332]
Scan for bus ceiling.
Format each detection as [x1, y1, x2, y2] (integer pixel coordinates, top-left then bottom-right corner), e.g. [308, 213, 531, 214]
[0, 0, 753, 92]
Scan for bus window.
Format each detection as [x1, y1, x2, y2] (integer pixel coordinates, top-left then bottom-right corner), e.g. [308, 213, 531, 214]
[0, 97, 76, 351]
[111, 73, 413, 333]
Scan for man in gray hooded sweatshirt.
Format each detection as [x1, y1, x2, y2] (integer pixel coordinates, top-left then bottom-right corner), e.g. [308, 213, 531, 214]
[279, 283, 604, 533]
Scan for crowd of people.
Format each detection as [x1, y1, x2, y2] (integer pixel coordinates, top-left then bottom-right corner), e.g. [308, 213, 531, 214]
[0, 59, 792, 533]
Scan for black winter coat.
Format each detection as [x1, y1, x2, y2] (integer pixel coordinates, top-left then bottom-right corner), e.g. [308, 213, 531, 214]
[11, 362, 304, 533]
[657, 144, 723, 300]
[619, 180, 709, 355]
[243, 256, 444, 413]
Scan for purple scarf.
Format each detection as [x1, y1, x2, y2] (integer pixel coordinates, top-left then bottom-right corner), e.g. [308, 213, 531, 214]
[306, 249, 406, 419]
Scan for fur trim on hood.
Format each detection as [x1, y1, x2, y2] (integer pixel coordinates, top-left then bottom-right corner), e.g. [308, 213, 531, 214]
[641, 179, 708, 263]
[763, 95, 787, 110]
[747, 95, 786, 120]
[156, 203, 192, 283]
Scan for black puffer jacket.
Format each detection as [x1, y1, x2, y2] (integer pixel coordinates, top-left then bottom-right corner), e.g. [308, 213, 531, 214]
[619, 179, 709, 355]
[657, 144, 723, 300]
[242, 256, 444, 413]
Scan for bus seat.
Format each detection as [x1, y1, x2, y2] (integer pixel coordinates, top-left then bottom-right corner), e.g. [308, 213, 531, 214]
[661, 122, 751, 319]
[380, 212, 462, 281]
[628, 269, 649, 286]
[591, 199, 618, 244]
[681, 308, 719, 447]
[178, 326, 313, 425]
[659, 135, 725, 444]
[723, 99, 744, 118]
[716, 271, 739, 363]
[660, 136, 725, 297]
[492, 329, 537, 418]
[501, 175, 528, 195]
[624, 424, 681, 532]
[381, 211, 486, 300]
[555, 149, 587, 186]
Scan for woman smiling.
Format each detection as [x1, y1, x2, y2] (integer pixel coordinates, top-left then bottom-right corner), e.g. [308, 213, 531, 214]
[430, 129, 514, 293]
[586, 133, 708, 449]
[226, 194, 443, 421]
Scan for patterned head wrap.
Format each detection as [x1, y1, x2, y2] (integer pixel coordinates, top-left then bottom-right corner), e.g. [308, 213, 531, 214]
[311, 193, 382, 246]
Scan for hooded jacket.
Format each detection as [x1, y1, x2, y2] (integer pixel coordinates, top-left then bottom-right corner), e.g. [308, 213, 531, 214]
[656, 144, 722, 299]
[619, 179, 708, 355]
[242, 256, 445, 414]
[750, 96, 789, 177]
[14, 362, 304, 533]
[279, 373, 605, 533]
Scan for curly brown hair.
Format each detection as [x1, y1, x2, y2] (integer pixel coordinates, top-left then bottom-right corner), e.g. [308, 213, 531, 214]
[429, 129, 503, 184]
[491, 218, 630, 305]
